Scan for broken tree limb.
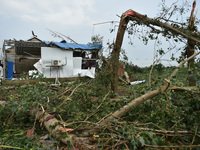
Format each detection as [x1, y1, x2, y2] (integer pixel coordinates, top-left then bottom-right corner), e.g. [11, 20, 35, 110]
[84, 91, 110, 121]
[57, 82, 83, 109]
[107, 87, 164, 120]
[149, 57, 157, 87]
[31, 108, 98, 150]
[111, 9, 200, 92]
[0, 101, 6, 106]
[136, 127, 200, 138]
[107, 50, 200, 120]
[170, 86, 200, 93]
[144, 144, 200, 149]
[168, 50, 200, 80]
[64, 121, 99, 127]
[127, 10, 200, 43]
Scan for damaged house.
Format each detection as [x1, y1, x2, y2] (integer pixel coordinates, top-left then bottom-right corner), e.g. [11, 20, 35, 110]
[1, 37, 102, 80]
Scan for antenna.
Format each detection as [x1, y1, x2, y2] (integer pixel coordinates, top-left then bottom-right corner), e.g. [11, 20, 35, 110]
[47, 28, 77, 43]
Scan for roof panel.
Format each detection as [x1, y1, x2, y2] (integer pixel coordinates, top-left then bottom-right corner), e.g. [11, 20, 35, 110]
[44, 41, 102, 50]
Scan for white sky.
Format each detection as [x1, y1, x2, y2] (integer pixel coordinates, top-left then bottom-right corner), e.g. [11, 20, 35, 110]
[0, 0, 199, 67]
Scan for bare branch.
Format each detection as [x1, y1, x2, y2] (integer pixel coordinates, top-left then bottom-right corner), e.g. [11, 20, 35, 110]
[144, 144, 200, 149]
[57, 83, 83, 109]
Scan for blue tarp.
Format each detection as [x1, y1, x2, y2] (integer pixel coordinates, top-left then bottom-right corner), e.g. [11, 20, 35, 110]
[44, 41, 102, 50]
[7, 61, 13, 80]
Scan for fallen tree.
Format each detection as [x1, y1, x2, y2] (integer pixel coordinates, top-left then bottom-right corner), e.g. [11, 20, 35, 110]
[30, 108, 99, 150]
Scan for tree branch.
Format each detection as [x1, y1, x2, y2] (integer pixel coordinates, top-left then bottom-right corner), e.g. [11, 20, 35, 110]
[107, 50, 200, 120]
[127, 10, 200, 43]
[31, 108, 98, 149]
[137, 127, 200, 138]
[57, 83, 83, 109]
[144, 144, 200, 149]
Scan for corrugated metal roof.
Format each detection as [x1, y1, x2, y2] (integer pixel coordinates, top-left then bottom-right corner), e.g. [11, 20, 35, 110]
[44, 41, 102, 50]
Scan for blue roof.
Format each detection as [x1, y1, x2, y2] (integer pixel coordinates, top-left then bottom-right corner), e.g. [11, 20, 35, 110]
[44, 41, 102, 50]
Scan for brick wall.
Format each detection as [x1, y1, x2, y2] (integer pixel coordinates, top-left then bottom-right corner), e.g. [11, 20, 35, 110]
[15, 58, 39, 74]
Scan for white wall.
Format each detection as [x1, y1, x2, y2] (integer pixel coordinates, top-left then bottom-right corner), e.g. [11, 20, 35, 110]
[73, 57, 82, 76]
[41, 47, 73, 78]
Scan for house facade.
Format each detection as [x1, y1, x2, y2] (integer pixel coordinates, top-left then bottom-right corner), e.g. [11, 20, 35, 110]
[1, 37, 102, 80]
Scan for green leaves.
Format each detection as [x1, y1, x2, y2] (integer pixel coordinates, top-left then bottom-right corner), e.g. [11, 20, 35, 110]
[158, 48, 165, 55]
[0, 145, 23, 149]
[138, 136, 145, 146]
[0, 65, 200, 149]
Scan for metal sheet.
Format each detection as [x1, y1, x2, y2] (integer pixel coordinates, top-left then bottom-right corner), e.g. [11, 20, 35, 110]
[44, 41, 102, 50]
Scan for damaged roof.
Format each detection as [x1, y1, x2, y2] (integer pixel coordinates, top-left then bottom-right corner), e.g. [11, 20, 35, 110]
[14, 39, 102, 55]
[44, 41, 102, 50]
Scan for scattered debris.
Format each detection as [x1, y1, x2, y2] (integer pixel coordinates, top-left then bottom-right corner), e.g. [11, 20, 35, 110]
[26, 129, 34, 138]
[129, 80, 146, 85]
[0, 101, 6, 106]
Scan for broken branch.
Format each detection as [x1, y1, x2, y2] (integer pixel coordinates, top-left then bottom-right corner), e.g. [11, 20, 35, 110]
[31, 108, 98, 149]
[107, 50, 200, 120]
[144, 144, 200, 149]
[84, 91, 110, 121]
[57, 82, 83, 109]
[137, 127, 200, 138]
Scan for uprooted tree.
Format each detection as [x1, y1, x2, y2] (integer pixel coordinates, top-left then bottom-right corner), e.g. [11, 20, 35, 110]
[111, 0, 200, 93]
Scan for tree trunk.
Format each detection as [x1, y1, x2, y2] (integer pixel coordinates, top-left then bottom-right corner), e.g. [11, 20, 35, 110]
[111, 10, 130, 93]
[110, 9, 200, 92]
[31, 108, 98, 150]
[107, 86, 167, 120]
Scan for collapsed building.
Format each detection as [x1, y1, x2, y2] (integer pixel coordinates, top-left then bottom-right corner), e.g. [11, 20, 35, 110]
[0, 37, 102, 80]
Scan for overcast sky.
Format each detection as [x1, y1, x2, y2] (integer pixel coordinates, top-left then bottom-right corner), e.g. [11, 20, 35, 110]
[0, 0, 199, 67]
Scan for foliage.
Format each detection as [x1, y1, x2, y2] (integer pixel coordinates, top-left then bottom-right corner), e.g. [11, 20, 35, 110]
[0, 65, 200, 149]
[1, 1, 200, 148]
[124, 61, 144, 75]
[153, 63, 165, 72]
[108, 0, 200, 66]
